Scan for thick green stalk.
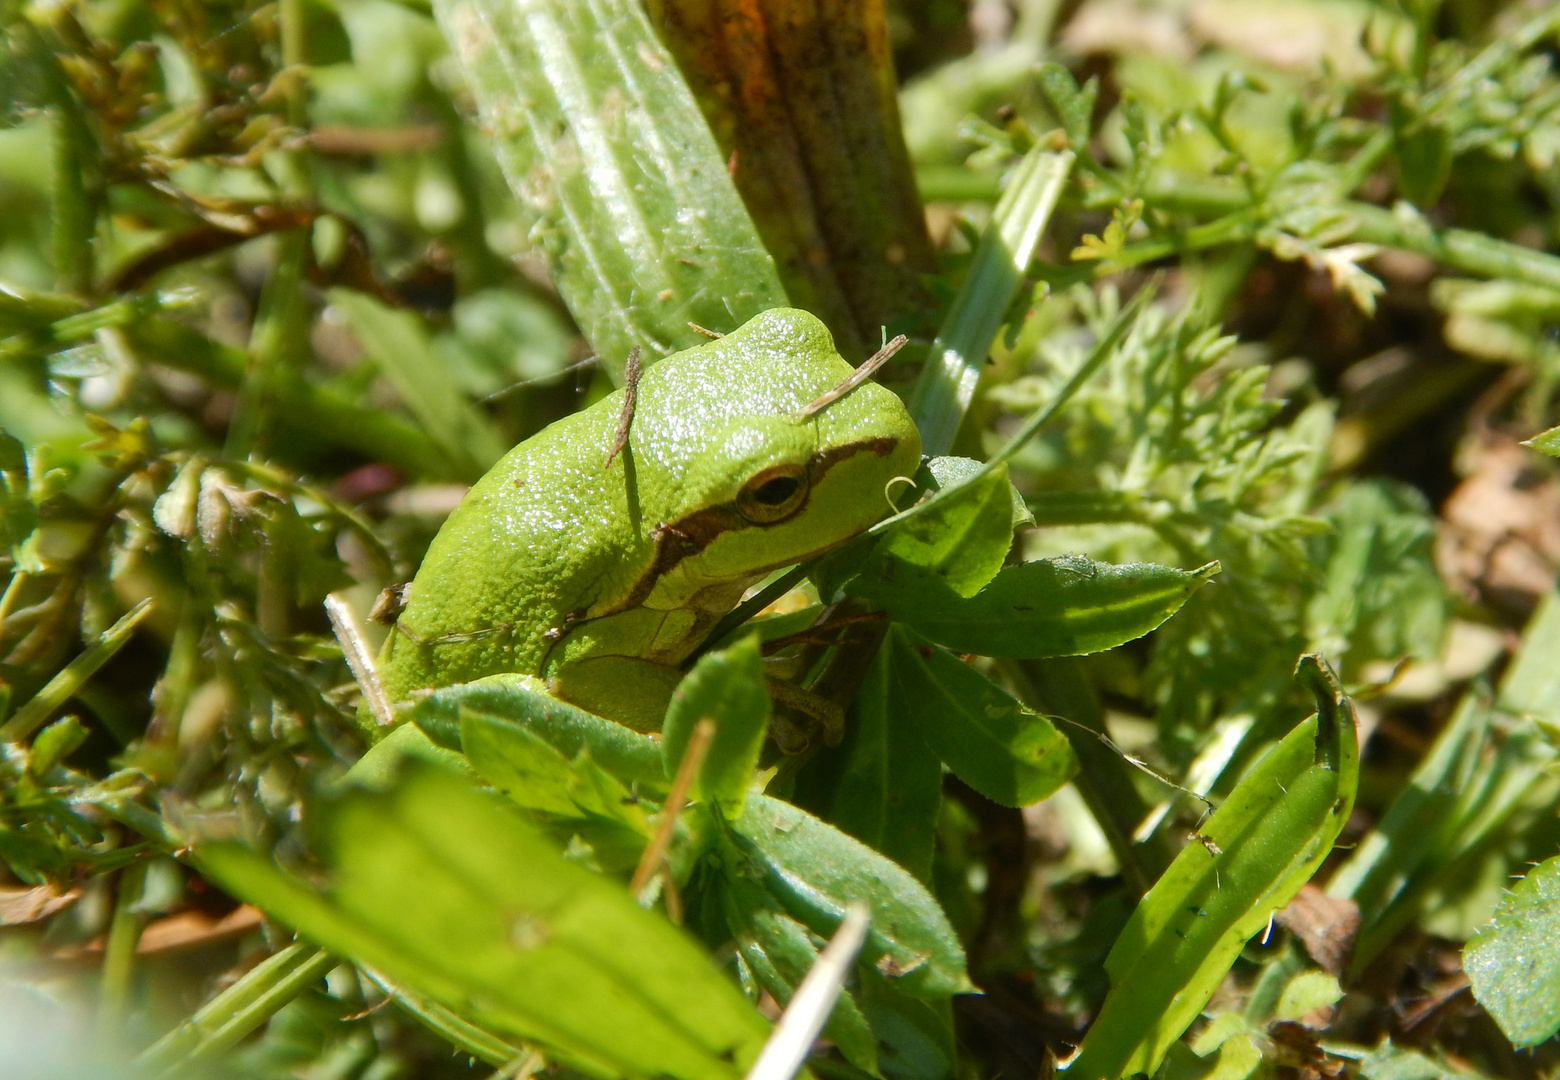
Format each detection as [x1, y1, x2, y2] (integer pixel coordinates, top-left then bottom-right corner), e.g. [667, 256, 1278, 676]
[135, 943, 338, 1075]
[100, 862, 149, 1026]
[1346, 202, 1560, 292]
[51, 102, 96, 296]
[649, 0, 935, 358]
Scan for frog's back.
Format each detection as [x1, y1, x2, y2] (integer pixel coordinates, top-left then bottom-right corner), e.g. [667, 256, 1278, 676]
[376, 399, 641, 702]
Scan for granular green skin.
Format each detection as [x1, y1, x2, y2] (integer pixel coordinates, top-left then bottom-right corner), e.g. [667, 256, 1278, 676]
[377, 308, 921, 730]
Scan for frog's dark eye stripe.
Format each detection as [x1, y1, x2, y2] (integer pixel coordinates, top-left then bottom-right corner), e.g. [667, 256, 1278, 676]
[737, 464, 809, 523]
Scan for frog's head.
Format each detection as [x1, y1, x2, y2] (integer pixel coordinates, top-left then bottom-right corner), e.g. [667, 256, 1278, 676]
[630, 307, 921, 597]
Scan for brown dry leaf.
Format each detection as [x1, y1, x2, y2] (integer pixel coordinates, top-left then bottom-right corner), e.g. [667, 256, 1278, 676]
[1061, 0, 1194, 61]
[1267, 1020, 1349, 1079]
[646, 0, 934, 359]
[0, 883, 82, 926]
[136, 904, 264, 954]
[1187, 0, 1378, 80]
[1436, 438, 1560, 616]
[53, 904, 263, 960]
[1276, 883, 1360, 976]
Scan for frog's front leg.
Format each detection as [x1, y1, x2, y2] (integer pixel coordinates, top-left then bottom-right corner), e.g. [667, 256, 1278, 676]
[765, 677, 846, 750]
[548, 654, 686, 734]
[554, 653, 845, 750]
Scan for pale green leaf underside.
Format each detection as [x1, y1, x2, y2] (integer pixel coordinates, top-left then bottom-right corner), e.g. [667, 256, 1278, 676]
[1465, 854, 1560, 1047]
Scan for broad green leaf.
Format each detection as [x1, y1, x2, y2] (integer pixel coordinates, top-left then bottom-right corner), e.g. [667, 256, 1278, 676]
[1273, 970, 1342, 1023]
[366, 969, 526, 1067]
[460, 712, 589, 818]
[924, 455, 1033, 530]
[409, 675, 667, 796]
[725, 794, 973, 1000]
[885, 626, 1074, 808]
[809, 532, 880, 604]
[663, 635, 769, 814]
[1527, 424, 1560, 457]
[565, 752, 652, 834]
[1358, 1045, 1488, 1080]
[432, 0, 786, 372]
[791, 647, 943, 882]
[359, 710, 651, 876]
[328, 288, 506, 481]
[462, 710, 650, 874]
[872, 461, 1015, 599]
[854, 966, 958, 1080]
[343, 722, 474, 792]
[1465, 854, 1560, 1046]
[851, 554, 1218, 658]
[646, 0, 933, 360]
[1157, 1034, 1263, 1080]
[199, 766, 768, 1079]
[721, 878, 879, 1075]
[1065, 658, 1358, 1080]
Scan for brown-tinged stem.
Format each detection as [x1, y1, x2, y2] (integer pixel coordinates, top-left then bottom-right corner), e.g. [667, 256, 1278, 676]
[630, 718, 715, 897]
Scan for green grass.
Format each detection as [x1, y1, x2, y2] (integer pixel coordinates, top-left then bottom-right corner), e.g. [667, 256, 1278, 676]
[3, 1, 1560, 1078]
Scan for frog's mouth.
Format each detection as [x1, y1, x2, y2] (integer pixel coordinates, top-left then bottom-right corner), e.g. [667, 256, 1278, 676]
[608, 435, 906, 616]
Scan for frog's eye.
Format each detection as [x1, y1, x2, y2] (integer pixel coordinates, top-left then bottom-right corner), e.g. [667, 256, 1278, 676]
[736, 463, 809, 524]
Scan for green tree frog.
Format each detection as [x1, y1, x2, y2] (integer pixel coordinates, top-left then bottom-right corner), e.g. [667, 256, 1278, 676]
[376, 308, 921, 731]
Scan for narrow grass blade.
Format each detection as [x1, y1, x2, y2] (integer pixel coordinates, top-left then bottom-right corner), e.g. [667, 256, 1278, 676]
[134, 943, 338, 1076]
[909, 148, 1074, 454]
[1065, 657, 1358, 1080]
[330, 289, 506, 480]
[1, 598, 154, 742]
[1329, 589, 1560, 974]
